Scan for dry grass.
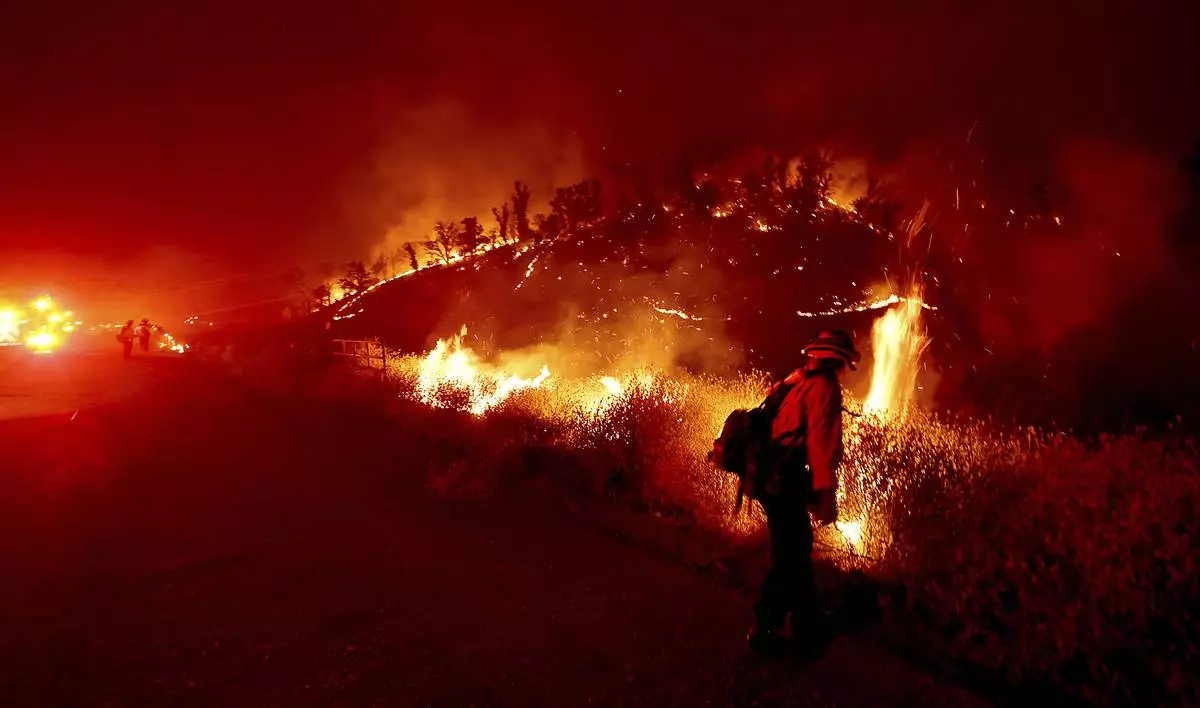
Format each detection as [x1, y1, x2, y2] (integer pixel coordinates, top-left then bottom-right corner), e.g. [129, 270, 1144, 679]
[368, 349, 1198, 703]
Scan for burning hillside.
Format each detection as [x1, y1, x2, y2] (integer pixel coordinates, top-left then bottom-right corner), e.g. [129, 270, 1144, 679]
[316, 155, 955, 557]
[328, 157, 929, 383]
[271, 142, 1200, 702]
[338, 260, 933, 560]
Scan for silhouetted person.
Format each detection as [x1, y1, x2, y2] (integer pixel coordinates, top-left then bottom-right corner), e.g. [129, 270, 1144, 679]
[136, 318, 152, 352]
[747, 329, 859, 658]
[117, 320, 135, 359]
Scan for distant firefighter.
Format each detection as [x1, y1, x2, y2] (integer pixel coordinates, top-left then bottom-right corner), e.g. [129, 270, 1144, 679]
[117, 320, 135, 359]
[136, 318, 152, 352]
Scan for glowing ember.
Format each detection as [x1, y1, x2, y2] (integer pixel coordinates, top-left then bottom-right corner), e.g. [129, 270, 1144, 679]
[515, 255, 539, 290]
[864, 285, 930, 418]
[652, 306, 703, 321]
[797, 293, 936, 318]
[157, 330, 189, 354]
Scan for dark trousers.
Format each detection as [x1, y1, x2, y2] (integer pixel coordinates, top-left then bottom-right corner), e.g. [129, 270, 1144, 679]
[121, 341, 133, 359]
[755, 490, 817, 633]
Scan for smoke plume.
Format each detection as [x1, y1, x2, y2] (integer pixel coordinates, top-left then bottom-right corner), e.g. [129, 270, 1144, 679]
[337, 103, 585, 270]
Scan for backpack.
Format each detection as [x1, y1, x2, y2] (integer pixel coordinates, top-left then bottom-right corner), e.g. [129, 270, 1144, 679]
[708, 376, 806, 510]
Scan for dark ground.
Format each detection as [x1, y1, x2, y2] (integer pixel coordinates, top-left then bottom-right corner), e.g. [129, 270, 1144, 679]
[0, 348, 987, 707]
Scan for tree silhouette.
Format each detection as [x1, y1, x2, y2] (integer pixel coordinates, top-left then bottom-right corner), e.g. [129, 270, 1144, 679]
[283, 266, 306, 294]
[403, 242, 421, 271]
[852, 177, 903, 234]
[458, 216, 484, 255]
[535, 212, 562, 242]
[549, 178, 603, 236]
[338, 260, 378, 296]
[787, 154, 833, 218]
[370, 254, 388, 281]
[311, 283, 332, 307]
[512, 182, 533, 242]
[492, 203, 511, 244]
[425, 222, 456, 265]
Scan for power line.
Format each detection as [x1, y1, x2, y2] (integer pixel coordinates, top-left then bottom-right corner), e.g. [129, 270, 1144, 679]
[149, 268, 296, 293]
[188, 294, 298, 317]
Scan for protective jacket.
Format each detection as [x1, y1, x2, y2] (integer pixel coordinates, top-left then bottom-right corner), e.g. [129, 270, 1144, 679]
[767, 367, 844, 491]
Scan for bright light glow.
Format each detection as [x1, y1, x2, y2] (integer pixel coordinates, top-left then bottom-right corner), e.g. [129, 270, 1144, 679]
[25, 330, 58, 351]
[599, 376, 622, 396]
[33, 296, 52, 312]
[0, 309, 18, 344]
[835, 519, 864, 548]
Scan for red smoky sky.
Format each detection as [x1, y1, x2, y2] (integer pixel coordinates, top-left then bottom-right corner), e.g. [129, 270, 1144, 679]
[1, 0, 1198, 320]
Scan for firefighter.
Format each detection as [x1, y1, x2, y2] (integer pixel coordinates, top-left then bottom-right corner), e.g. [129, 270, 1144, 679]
[117, 320, 136, 359]
[747, 329, 860, 658]
[136, 318, 152, 352]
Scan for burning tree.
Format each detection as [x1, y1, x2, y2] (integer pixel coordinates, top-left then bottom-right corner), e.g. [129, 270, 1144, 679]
[852, 177, 903, 234]
[403, 242, 421, 272]
[311, 283, 332, 307]
[458, 216, 485, 255]
[425, 221, 457, 265]
[338, 260, 378, 297]
[370, 254, 388, 281]
[492, 203, 511, 245]
[512, 181, 533, 242]
[785, 154, 833, 219]
[549, 178, 604, 236]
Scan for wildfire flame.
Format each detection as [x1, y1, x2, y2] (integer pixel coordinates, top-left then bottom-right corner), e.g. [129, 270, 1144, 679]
[384, 277, 933, 558]
[863, 285, 930, 417]
[416, 326, 551, 416]
[834, 519, 863, 548]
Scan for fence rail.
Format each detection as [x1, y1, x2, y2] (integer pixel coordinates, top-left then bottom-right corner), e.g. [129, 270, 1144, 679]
[331, 339, 389, 378]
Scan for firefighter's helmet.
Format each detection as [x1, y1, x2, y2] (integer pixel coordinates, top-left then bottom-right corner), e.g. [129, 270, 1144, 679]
[802, 329, 862, 370]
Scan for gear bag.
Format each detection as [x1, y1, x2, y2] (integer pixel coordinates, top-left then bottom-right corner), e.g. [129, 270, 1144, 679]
[708, 376, 806, 510]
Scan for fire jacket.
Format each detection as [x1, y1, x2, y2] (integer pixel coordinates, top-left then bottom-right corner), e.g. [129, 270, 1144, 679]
[768, 367, 844, 491]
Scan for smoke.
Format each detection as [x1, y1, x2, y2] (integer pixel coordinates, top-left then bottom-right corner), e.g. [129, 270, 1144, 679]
[825, 157, 872, 207]
[337, 103, 585, 269]
[963, 139, 1181, 353]
[0, 246, 270, 326]
[413, 218, 743, 380]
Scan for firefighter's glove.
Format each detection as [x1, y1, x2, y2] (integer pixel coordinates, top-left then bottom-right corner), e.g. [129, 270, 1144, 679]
[809, 489, 838, 526]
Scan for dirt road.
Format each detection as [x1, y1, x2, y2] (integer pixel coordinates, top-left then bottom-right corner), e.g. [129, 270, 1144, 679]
[0, 351, 986, 706]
